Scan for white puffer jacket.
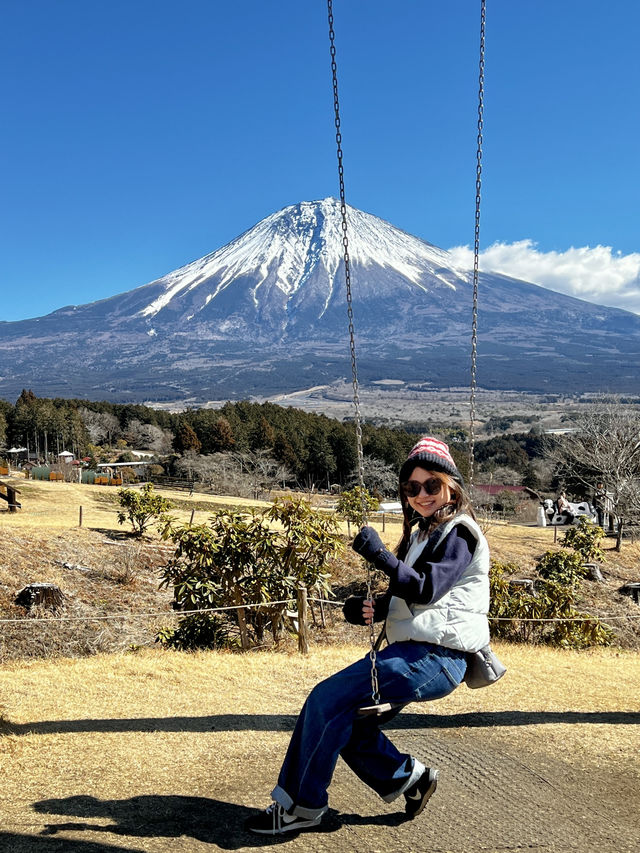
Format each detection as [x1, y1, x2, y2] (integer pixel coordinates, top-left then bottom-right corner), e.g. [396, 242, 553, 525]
[385, 513, 490, 652]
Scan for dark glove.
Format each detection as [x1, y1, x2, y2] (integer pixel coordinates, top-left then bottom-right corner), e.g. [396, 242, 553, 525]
[343, 592, 391, 625]
[352, 526, 399, 576]
[352, 526, 385, 561]
[343, 596, 367, 625]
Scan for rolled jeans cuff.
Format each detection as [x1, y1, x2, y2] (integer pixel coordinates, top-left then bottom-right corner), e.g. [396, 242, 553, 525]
[271, 784, 328, 820]
[381, 757, 425, 803]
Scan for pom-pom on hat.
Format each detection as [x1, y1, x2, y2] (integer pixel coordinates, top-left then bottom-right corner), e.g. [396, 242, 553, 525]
[399, 436, 463, 486]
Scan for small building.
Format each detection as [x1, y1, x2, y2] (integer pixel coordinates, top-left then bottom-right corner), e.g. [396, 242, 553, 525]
[58, 451, 75, 463]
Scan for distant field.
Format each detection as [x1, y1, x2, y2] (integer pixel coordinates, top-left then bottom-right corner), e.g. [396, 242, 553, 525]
[260, 384, 640, 430]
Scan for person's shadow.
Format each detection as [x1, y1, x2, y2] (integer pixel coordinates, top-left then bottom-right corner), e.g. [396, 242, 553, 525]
[33, 794, 409, 848]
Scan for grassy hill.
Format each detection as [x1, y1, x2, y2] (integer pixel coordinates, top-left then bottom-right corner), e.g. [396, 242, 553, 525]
[1, 475, 639, 662]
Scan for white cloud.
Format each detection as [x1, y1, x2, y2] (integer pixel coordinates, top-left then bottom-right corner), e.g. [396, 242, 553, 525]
[447, 239, 640, 315]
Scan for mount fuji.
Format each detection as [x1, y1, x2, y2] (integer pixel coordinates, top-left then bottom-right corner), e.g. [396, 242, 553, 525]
[1, 197, 640, 402]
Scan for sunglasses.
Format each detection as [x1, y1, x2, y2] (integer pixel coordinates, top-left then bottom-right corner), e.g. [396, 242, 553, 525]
[402, 477, 443, 498]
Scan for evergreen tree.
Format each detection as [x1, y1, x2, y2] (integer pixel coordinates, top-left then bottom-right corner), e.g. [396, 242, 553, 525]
[273, 432, 301, 477]
[174, 422, 202, 454]
[209, 416, 236, 452]
[248, 416, 276, 452]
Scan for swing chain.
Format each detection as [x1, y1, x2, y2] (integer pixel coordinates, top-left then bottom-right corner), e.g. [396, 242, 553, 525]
[327, 0, 366, 517]
[469, 0, 486, 490]
[328, 0, 379, 705]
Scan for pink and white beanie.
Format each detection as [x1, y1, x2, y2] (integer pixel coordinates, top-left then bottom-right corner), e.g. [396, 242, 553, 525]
[399, 436, 463, 485]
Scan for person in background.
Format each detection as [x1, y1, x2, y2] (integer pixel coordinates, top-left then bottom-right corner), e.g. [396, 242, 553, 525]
[556, 491, 574, 524]
[593, 482, 607, 529]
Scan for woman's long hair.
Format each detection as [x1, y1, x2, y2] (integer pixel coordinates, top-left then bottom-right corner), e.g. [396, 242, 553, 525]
[395, 471, 475, 560]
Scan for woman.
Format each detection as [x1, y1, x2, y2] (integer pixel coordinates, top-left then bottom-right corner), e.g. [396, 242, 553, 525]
[556, 491, 574, 524]
[245, 436, 490, 836]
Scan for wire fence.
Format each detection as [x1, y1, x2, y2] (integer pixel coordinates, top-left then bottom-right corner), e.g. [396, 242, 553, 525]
[1, 597, 638, 626]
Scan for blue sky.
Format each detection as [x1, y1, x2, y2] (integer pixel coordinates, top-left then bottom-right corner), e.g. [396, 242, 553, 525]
[2, 0, 639, 321]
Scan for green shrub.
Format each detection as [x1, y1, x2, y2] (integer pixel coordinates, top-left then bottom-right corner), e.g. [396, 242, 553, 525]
[159, 497, 343, 651]
[561, 518, 605, 562]
[536, 549, 587, 587]
[117, 482, 173, 536]
[336, 486, 379, 529]
[156, 614, 240, 651]
[488, 561, 614, 648]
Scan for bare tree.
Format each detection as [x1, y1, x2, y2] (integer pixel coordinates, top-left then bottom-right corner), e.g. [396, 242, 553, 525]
[79, 408, 120, 445]
[545, 401, 640, 549]
[174, 451, 291, 498]
[234, 450, 293, 499]
[349, 455, 397, 498]
[126, 419, 173, 453]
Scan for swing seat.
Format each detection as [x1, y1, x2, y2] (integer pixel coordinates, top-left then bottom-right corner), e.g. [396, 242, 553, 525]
[357, 701, 404, 716]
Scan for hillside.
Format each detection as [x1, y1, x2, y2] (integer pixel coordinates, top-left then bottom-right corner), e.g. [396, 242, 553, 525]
[1, 477, 639, 661]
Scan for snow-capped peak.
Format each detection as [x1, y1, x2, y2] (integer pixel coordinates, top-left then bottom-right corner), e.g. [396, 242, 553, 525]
[139, 198, 458, 319]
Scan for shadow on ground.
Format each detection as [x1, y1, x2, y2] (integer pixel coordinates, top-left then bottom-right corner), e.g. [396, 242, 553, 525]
[31, 795, 409, 849]
[0, 831, 144, 853]
[4, 709, 639, 737]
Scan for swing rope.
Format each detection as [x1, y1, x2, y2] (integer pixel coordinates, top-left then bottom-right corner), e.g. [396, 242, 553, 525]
[327, 0, 380, 705]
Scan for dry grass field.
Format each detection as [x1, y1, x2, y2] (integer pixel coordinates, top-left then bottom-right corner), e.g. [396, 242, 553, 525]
[0, 645, 638, 852]
[1, 477, 640, 851]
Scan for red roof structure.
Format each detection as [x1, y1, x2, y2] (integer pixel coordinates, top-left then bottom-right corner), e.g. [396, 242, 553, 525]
[475, 484, 538, 499]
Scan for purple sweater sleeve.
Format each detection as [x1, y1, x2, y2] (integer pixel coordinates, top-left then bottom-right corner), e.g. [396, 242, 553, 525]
[378, 525, 477, 605]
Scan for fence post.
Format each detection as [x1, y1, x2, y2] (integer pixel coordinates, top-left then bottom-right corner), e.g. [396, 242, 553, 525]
[382, 512, 386, 532]
[318, 593, 326, 628]
[79, 505, 83, 528]
[189, 509, 195, 525]
[297, 585, 309, 654]
[233, 590, 250, 650]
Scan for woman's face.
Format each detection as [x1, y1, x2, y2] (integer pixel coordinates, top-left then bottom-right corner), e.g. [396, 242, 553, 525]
[404, 467, 453, 518]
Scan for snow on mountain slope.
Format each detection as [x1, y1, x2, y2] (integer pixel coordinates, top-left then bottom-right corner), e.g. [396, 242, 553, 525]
[138, 198, 463, 321]
[2, 197, 640, 402]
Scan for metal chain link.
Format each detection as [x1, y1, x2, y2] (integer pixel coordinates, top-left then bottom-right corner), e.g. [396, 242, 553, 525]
[468, 0, 486, 490]
[327, 0, 379, 705]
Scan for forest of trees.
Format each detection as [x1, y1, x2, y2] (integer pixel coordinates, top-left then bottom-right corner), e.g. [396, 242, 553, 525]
[0, 389, 578, 499]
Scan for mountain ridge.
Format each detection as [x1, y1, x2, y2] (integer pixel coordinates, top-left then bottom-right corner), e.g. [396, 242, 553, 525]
[1, 198, 639, 402]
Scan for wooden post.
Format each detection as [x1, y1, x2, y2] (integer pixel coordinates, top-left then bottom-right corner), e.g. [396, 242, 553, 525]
[297, 585, 309, 654]
[382, 513, 386, 532]
[318, 594, 326, 628]
[553, 524, 557, 544]
[233, 589, 250, 650]
[189, 509, 195, 525]
[79, 505, 83, 527]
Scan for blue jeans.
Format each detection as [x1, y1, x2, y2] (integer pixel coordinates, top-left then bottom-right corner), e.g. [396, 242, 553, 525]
[271, 641, 467, 819]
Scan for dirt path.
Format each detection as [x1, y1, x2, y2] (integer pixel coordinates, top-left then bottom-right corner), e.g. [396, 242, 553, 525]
[1, 647, 638, 853]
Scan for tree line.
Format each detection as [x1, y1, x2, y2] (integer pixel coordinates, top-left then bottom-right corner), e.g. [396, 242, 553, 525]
[0, 392, 425, 490]
[4, 391, 638, 521]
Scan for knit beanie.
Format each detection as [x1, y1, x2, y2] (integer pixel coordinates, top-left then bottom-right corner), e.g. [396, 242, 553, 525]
[399, 436, 463, 486]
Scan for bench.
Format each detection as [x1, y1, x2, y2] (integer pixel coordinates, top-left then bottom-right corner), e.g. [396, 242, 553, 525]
[620, 583, 640, 605]
[0, 482, 21, 512]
